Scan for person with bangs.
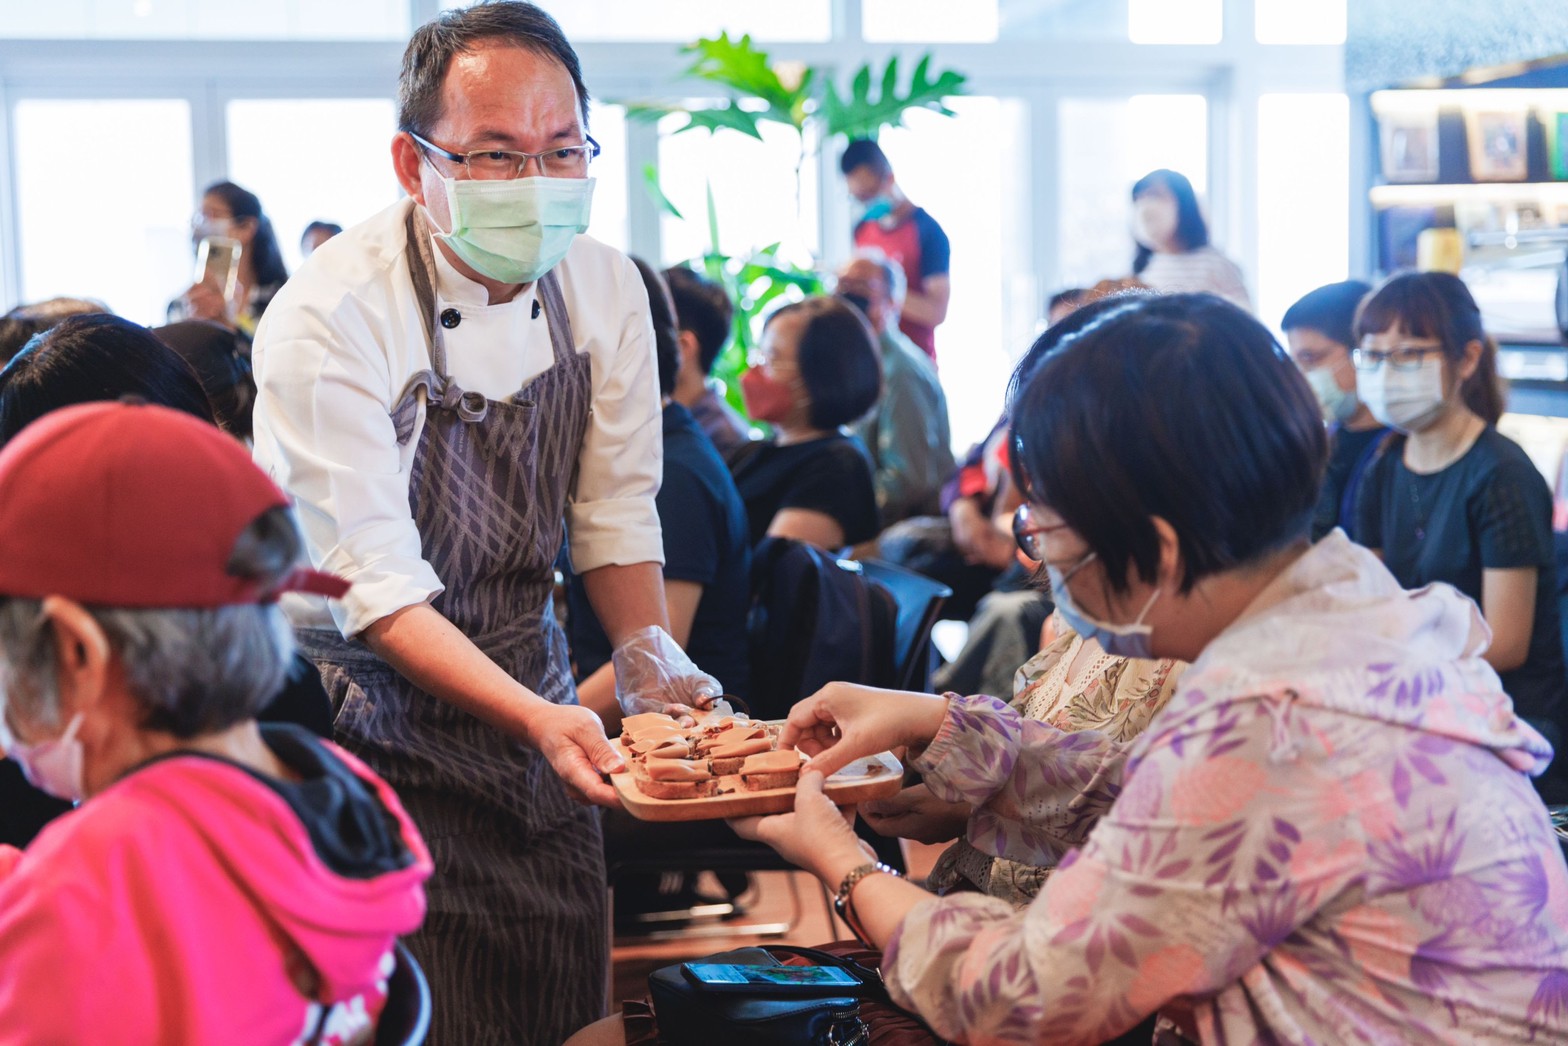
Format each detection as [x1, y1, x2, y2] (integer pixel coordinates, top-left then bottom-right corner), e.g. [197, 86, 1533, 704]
[1354, 271, 1568, 803]
[657, 293, 1566, 1044]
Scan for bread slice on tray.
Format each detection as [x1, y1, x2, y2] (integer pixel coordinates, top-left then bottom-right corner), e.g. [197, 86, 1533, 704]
[635, 758, 718, 800]
[739, 749, 805, 791]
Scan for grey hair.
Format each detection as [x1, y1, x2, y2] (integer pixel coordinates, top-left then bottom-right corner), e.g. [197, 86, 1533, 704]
[398, 1, 591, 137]
[850, 247, 907, 310]
[0, 507, 302, 738]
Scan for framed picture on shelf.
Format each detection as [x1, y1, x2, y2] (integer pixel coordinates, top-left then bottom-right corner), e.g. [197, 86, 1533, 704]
[1379, 110, 1439, 182]
[1464, 108, 1529, 181]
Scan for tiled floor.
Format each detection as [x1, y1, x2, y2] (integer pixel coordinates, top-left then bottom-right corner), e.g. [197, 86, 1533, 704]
[608, 840, 945, 1006]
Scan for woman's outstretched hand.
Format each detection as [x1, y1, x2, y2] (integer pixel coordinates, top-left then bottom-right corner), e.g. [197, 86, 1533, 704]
[782, 682, 950, 778]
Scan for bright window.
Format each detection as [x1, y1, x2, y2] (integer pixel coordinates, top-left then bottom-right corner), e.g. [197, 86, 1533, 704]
[875, 98, 1032, 452]
[1256, 0, 1346, 44]
[584, 104, 629, 253]
[440, 0, 831, 41]
[656, 112, 820, 268]
[1256, 93, 1350, 332]
[13, 99, 193, 326]
[0, 0, 408, 39]
[1056, 95, 1209, 291]
[226, 99, 402, 274]
[864, 0, 1181, 42]
[1129, 0, 1222, 44]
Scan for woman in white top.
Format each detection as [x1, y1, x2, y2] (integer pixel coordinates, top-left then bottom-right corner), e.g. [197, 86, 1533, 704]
[1130, 168, 1251, 311]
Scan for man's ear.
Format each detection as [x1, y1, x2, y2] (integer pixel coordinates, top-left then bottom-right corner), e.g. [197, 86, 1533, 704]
[392, 132, 428, 206]
[678, 329, 701, 366]
[39, 597, 110, 716]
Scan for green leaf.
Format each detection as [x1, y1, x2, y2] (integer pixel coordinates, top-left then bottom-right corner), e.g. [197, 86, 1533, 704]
[705, 180, 722, 257]
[676, 103, 764, 140]
[640, 163, 683, 221]
[821, 52, 968, 141]
[679, 32, 802, 126]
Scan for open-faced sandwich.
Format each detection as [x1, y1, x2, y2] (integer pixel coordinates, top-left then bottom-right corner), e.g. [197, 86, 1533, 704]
[738, 748, 805, 791]
[633, 758, 719, 800]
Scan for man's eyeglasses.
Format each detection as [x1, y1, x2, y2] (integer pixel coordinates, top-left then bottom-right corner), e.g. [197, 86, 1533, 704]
[1352, 342, 1445, 372]
[411, 132, 601, 180]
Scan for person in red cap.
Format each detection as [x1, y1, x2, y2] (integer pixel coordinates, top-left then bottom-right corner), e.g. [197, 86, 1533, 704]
[0, 401, 432, 1044]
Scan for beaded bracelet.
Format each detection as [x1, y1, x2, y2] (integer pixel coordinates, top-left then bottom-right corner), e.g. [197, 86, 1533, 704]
[833, 861, 902, 945]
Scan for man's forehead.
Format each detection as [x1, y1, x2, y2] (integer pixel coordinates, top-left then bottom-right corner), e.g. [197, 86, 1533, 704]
[437, 43, 582, 139]
[840, 260, 886, 284]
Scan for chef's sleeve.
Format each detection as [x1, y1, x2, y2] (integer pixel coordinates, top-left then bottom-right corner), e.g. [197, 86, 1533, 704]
[566, 254, 665, 573]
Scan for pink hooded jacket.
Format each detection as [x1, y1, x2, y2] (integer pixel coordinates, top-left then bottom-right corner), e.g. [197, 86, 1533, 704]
[0, 731, 430, 1045]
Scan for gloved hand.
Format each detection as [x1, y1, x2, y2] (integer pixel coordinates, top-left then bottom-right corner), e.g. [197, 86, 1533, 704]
[612, 625, 723, 717]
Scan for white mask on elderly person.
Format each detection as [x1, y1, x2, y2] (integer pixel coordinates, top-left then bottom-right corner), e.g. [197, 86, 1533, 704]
[0, 708, 86, 802]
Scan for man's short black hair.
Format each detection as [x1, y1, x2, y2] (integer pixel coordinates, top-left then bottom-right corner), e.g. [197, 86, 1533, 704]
[398, 1, 590, 136]
[1280, 280, 1371, 349]
[840, 139, 892, 179]
[764, 296, 882, 430]
[663, 265, 734, 375]
[1010, 294, 1327, 595]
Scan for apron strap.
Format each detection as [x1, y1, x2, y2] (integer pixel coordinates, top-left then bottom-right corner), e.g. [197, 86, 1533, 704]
[534, 267, 578, 368]
[403, 204, 448, 377]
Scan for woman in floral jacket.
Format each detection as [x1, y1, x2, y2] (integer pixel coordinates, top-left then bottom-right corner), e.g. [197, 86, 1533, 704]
[733, 294, 1568, 1044]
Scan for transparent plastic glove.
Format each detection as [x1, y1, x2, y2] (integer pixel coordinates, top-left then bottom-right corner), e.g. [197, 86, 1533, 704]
[611, 625, 723, 717]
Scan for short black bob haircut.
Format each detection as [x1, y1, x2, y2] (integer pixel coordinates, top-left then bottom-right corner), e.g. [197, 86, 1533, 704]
[1009, 293, 1327, 595]
[840, 139, 892, 179]
[1131, 168, 1209, 276]
[1280, 279, 1371, 350]
[664, 264, 734, 375]
[764, 296, 882, 430]
[0, 314, 217, 448]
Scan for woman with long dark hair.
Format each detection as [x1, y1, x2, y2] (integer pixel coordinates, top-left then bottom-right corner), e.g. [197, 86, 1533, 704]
[172, 180, 289, 339]
[1128, 168, 1250, 310]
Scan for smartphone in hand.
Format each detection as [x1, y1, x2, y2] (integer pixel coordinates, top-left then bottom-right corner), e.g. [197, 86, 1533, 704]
[194, 236, 243, 300]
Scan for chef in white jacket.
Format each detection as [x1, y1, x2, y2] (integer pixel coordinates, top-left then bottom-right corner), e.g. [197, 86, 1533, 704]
[249, 5, 718, 1044]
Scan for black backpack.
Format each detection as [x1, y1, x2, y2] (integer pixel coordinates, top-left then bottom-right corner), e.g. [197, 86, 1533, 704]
[746, 538, 898, 721]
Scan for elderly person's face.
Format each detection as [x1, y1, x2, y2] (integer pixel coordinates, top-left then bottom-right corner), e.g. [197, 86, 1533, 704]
[835, 259, 891, 331]
[397, 43, 584, 232]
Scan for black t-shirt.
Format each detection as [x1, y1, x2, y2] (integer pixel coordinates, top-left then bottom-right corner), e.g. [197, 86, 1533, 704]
[1312, 423, 1389, 542]
[1356, 427, 1567, 732]
[568, 404, 752, 697]
[729, 432, 881, 548]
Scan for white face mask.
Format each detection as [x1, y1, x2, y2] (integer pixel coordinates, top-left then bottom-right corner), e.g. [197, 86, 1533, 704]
[1305, 365, 1361, 425]
[1356, 356, 1446, 432]
[427, 167, 594, 285]
[0, 710, 86, 802]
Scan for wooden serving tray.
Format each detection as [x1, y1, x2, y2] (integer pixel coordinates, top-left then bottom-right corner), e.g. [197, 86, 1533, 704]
[613, 751, 904, 822]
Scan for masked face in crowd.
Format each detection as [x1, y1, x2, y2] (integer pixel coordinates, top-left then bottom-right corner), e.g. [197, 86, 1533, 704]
[1133, 184, 1180, 252]
[400, 44, 596, 286]
[1288, 327, 1362, 425]
[742, 314, 809, 425]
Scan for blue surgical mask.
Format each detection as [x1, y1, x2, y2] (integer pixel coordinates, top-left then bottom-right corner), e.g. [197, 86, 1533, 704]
[1305, 365, 1361, 425]
[857, 194, 895, 224]
[1046, 552, 1161, 659]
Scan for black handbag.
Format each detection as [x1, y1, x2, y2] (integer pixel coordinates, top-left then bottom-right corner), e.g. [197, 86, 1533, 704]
[648, 945, 876, 1046]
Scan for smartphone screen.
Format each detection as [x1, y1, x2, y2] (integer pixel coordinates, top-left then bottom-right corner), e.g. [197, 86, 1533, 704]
[682, 963, 861, 992]
[194, 236, 242, 298]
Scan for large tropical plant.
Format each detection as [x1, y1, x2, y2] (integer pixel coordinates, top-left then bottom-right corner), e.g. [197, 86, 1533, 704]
[625, 33, 968, 418]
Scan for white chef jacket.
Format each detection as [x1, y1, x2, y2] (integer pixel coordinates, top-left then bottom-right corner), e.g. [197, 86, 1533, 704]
[251, 198, 664, 639]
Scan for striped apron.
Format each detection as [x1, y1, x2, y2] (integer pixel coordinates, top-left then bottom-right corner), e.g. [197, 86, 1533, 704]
[298, 208, 605, 1045]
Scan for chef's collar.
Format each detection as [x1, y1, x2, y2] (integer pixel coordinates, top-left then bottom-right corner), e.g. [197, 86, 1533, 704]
[429, 232, 540, 313]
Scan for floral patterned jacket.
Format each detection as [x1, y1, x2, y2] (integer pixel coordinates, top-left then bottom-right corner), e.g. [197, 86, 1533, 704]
[883, 532, 1568, 1044]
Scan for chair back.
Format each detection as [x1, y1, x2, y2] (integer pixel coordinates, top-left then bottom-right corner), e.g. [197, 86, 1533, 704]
[374, 941, 431, 1046]
[857, 559, 952, 692]
[747, 538, 898, 720]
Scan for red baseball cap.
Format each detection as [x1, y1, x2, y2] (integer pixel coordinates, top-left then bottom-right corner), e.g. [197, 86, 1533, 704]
[0, 401, 349, 607]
